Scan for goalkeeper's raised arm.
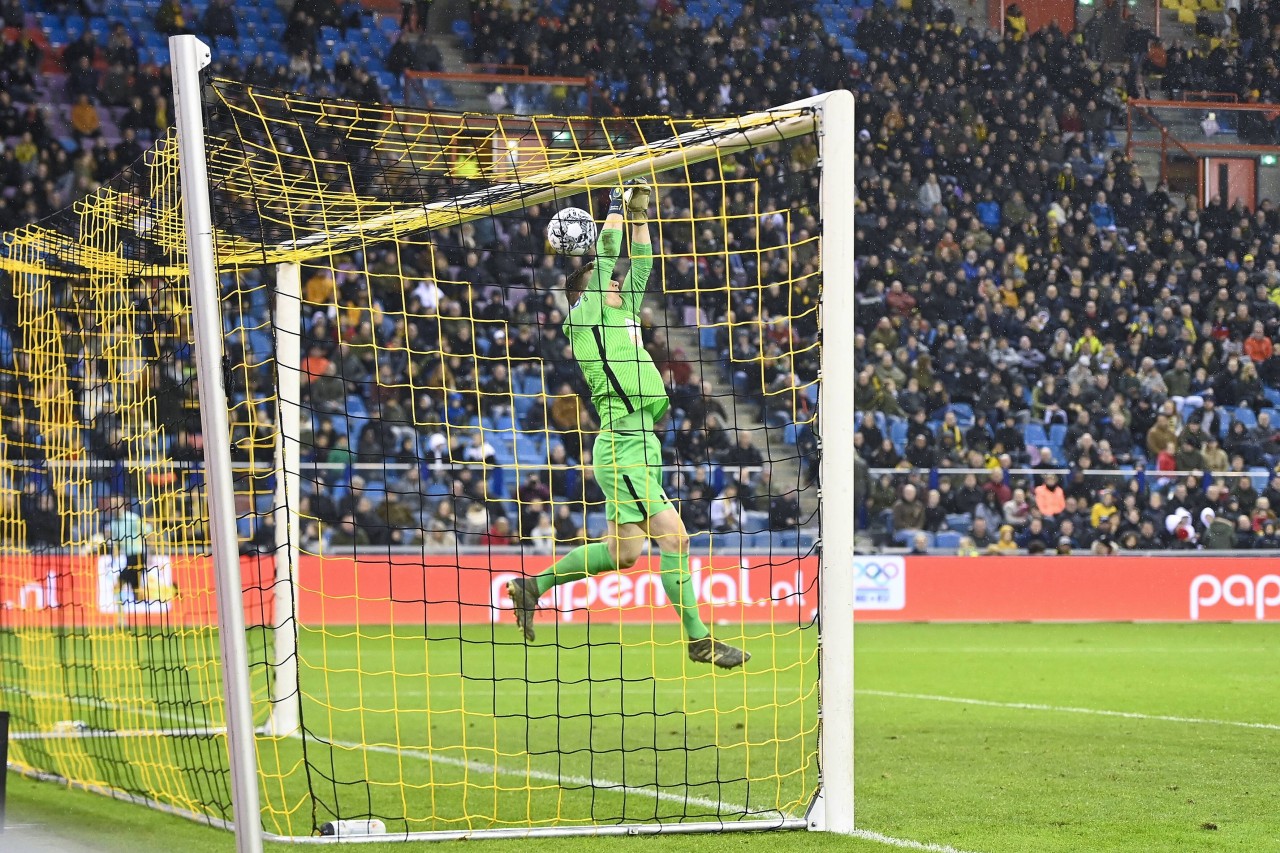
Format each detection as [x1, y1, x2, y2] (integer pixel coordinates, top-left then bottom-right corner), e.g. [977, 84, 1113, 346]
[564, 178, 653, 315]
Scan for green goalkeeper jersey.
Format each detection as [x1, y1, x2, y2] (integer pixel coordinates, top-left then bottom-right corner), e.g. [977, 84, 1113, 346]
[564, 227, 669, 430]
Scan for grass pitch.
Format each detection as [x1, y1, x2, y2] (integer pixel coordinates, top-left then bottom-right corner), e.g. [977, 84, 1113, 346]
[6, 622, 1279, 852]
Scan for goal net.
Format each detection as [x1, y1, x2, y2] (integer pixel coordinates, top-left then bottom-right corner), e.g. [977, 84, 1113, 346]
[1, 36, 853, 843]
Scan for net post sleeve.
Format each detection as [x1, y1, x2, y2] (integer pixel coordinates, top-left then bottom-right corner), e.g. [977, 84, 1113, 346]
[169, 34, 265, 853]
[269, 262, 302, 737]
[814, 88, 856, 836]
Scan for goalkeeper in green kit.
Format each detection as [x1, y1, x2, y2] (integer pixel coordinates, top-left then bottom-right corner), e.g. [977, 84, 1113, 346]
[507, 178, 749, 669]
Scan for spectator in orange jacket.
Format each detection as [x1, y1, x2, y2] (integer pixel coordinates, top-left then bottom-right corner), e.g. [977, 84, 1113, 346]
[1244, 321, 1273, 363]
[1034, 472, 1066, 518]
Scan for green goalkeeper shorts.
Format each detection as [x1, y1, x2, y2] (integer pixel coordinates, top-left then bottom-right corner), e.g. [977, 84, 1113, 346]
[592, 429, 672, 525]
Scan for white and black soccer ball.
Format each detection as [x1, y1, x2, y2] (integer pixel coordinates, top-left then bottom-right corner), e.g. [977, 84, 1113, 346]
[546, 207, 597, 256]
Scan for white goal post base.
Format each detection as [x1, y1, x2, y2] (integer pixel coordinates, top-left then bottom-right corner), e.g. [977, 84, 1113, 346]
[264, 818, 809, 845]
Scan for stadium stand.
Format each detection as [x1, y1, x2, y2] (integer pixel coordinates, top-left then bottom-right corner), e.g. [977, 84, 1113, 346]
[5, 0, 1280, 554]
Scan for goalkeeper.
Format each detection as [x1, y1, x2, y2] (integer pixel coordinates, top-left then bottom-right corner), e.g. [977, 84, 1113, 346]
[507, 179, 749, 669]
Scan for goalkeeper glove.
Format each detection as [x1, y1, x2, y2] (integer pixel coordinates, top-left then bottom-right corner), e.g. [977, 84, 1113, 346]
[608, 178, 651, 221]
[607, 184, 625, 217]
[623, 177, 651, 223]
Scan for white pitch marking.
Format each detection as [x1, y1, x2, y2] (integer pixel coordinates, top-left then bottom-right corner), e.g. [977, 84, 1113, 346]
[850, 828, 983, 853]
[322, 735, 760, 817]
[324, 735, 981, 852]
[859, 690, 1280, 731]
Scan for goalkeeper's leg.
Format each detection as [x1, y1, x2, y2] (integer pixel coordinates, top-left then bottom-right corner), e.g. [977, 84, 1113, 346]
[645, 508, 750, 670]
[507, 523, 644, 641]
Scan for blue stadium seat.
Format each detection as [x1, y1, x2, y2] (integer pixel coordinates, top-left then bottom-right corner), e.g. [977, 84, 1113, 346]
[894, 529, 930, 547]
[890, 420, 908, 452]
[713, 531, 743, 552]
[513, 434, 542, 465]
[492, 441, 514, 465]
[945, 513, 972, 534]
[1048, 424, 1067, 447]
[1024, 423, 1048, 447]
[1234, 408, 1257, 429]
[688, 532, 714, 553]
[586, 512, 608, 539]
[934, 531, 961, 550]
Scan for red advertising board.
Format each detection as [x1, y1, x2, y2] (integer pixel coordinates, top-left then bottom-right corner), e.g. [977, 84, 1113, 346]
[295, 553, 818, 627]
[3, 553, 1277, 627]
[0, 552, 273, 629]
[852, 556, 1280, 622]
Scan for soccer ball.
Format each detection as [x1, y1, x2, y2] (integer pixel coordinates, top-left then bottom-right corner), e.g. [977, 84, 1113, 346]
[546, 207, 596, 256]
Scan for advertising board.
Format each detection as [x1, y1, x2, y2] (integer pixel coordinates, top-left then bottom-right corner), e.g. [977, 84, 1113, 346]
[2, 553, 1275, 626]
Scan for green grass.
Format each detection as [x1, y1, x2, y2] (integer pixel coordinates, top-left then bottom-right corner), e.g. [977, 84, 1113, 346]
[7, 622, 1280, 852]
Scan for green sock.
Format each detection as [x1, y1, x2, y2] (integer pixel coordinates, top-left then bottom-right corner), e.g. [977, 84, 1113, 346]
[534, 542, 617, 596]
[659, 551, 709, 640]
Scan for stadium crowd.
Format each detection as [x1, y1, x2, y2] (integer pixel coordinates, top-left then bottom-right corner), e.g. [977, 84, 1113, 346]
[5, 0, 1280, 554]
[845, 0, 1280, 552]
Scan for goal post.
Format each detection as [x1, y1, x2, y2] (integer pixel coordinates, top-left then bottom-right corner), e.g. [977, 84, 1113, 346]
[1, 33, 854, 845]
[267, 260, 303, 740]
[813, 88, 856, 836]
[169, 34, 264, 853]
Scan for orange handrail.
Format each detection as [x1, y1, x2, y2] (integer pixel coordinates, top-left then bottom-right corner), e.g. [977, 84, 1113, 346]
[1126, 101, 1199, 184]
[1129, 97, 1263, 112]
[465, 63, 530, 76]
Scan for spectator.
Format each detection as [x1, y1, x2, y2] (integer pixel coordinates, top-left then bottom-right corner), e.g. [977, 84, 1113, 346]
[710, 482, 742, 533]
[70, 95, 101, 145]
[987, 524, 1019, 554]
[1203, 508, 1237, 550]
[21, 484, 61, 548]
[155, 0, 187, 35]
[891, 483, 926, 532]
[1090, 490, 1119, 528]
[62, 31, 97, 70]
[66, 56, 99, 101]
[328, 513, 369, 547]
[482, 516, 513, 547]
[908, 532, 930, 555]
[105, 24, 138, 70]
[769, 487, 801, 532]
[203, 0, 239, 41]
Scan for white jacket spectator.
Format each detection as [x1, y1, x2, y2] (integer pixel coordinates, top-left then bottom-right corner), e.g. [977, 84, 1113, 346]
[710, 484, 742, 533]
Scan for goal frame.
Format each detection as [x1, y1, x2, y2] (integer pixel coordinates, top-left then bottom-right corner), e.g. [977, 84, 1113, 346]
[170, 34, 854, 846]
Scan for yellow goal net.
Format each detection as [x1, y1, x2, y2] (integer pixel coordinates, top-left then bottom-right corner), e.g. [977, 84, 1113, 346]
[0, 41, 853, 843]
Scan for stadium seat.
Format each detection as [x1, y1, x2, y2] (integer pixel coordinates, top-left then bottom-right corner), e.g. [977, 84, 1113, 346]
[934, 531, 961, 550]
[1024, 423, 1048, 447]
[945, 514, 972, 533]
[1234, 409, 1257, 429]
[713, 531, 743, 552]
[894, 529, 930, 548]
[890, 420, 908, 452]
[1048, 424, 1067, 447]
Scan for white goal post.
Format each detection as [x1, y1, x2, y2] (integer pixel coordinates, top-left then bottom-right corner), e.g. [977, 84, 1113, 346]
[169, 33, 854, 847]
